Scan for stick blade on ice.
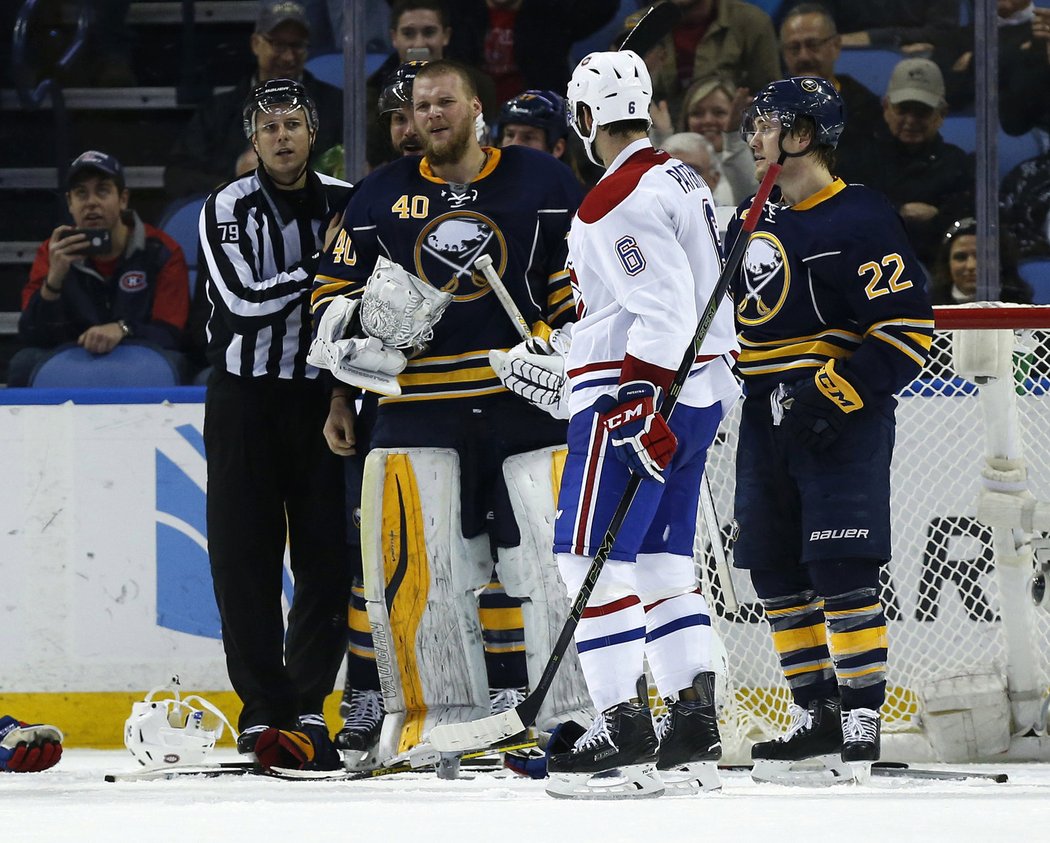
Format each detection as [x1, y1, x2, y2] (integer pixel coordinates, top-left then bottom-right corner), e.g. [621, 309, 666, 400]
[427, 708, 527, 753]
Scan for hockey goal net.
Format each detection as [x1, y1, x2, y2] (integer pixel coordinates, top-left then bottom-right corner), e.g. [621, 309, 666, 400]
[698, 303, 1050, 763]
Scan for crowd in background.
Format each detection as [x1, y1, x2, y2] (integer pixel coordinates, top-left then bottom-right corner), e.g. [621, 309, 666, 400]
[8, 0, 1050, 386]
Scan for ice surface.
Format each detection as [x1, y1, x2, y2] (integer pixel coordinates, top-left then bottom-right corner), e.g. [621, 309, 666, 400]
[2, 750, 1049, 843]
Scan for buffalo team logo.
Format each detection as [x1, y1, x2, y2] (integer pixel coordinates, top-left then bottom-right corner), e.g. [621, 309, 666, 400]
[119, 270, 147, 293]
[414, 211, 508, 301]
[737, 232, 790, 325]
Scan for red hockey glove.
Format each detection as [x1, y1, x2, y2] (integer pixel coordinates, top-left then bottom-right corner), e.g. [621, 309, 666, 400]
[596, 381, 678, 482]
[0, 717, 63, 772]
[253, 722, 341, 772]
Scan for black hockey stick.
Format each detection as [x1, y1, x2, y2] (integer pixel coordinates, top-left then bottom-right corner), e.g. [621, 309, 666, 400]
[618, 1, 681, 55]
[429, 154, 786, 753]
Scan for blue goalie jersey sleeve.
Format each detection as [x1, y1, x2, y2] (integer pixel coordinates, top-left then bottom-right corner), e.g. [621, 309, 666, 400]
[312, 145, 582, 403]
[727, 179, 934, 400]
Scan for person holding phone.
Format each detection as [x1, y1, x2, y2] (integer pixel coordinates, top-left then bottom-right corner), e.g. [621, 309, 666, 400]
[9, 150, 191, 386]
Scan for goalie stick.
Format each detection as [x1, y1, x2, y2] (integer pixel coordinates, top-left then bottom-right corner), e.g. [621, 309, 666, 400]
[428, 153, 789, 754]
[104, 738, 538, 783]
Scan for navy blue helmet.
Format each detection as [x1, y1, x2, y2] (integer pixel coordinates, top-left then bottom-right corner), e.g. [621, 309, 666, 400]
[741, 76, 845, 148]
[494, 90, 569, 148]
[378, 60, 429, 117]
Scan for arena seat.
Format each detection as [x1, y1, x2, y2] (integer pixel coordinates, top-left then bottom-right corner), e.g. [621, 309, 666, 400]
[940, 118, 1045, 182]
[305, 52, 388, 89]
[1019, 258, 1050, 304]
[834, 48, 901, 98]
[28, 343, 181, 388]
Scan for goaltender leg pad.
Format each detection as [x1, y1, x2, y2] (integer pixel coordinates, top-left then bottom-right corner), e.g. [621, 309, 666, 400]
[497, 446, 594, 731]
[361, 448, 492, 762]
[920, 669, 1010, 762]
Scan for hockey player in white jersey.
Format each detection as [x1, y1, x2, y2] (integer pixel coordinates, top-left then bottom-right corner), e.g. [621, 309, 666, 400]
[541, 49, 740, 798]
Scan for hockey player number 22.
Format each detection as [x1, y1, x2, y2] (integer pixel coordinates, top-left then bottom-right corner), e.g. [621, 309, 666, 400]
[859, 253, 911, 300]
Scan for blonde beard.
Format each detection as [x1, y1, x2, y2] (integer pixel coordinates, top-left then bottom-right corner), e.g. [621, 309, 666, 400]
[422, 118, 475, 166]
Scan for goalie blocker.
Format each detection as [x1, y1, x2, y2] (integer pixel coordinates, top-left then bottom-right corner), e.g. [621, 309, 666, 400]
[360, 445, 592, 762]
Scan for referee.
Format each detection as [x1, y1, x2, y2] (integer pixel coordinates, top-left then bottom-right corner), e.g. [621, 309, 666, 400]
[198, 79, 351, 768]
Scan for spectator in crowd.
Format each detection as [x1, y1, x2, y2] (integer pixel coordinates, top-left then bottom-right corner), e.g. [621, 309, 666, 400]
[446, 0, 621, 102]
[929, 216, 1032, 305]
[197, 79, 352, 772]
[662, 131, 734, 205]
[646, 0, 780, 123]
[366, 0, 497, 169]
[1001, 4, 1050, 136]
[858, 58, 973, 265]
[164, 0, 344, 198]
[302, 0, 391, 56]
[674, 74, 757, 203]
[1001, 150, 1050, 258]
[781, 0, 959, 49]
[778, 3, 884, 183]
[10, 151, 190, 387]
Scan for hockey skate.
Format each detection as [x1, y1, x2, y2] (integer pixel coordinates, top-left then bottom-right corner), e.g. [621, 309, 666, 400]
[545, 701, 663, 799]
[750, 698, 852, 785]
[235, 724, 270, 757]
[335, 689, 384, 771]
[656, 673, 722, 794]
[841, 707, 881, 782]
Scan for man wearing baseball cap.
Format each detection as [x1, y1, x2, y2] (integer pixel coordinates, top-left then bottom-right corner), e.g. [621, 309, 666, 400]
[10, 150, 190, 386]
[856, 58, 974, 264]
[165, 1, 344, 198]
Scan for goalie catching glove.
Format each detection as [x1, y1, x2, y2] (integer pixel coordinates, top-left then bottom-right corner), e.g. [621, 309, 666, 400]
[0, 716, 63, 772]
[489, 325, 571, 418]
[595, 381, 677, 483]
[307, 257, 452, 396]
[773, 359, 868, 451]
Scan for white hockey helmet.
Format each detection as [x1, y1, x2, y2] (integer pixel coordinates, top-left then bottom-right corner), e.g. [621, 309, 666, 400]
[123, 683, 234, 768]
[567, 50, 653, 166]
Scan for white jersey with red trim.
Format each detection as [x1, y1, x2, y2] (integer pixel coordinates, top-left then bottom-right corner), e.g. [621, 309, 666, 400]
[566, 138, 740, 417]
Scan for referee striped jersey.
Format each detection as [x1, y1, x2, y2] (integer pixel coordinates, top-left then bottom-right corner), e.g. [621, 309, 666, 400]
[199, 166, 352, 379]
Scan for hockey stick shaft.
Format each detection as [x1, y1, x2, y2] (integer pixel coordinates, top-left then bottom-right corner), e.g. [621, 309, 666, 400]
[699, 471, 739, 613]
[475, 254, 532, 342]
[428, 156, 784, 753]
[618, 1, 681, 55]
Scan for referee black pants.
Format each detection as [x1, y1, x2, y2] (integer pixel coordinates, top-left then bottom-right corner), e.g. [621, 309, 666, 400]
[204, 371, 350, 732]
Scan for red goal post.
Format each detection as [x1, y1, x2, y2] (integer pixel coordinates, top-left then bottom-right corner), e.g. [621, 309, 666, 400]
[698, 301, 1050, 764]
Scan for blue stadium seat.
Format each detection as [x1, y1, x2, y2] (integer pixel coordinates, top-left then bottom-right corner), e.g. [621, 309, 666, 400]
[834, 48, 901, 98]
[160, 196, 206, 301]
[305, 52, 387, 89]
[28, 343, 180, 388]
[1019, 258, 1050, 304]
[938, 118, 1045, 181]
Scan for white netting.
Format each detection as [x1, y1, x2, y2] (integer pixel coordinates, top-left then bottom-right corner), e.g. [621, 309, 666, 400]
[698, 304, 1050, 761]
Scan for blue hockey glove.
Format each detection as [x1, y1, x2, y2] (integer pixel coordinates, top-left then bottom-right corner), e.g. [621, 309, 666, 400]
[776, 360, 866, 451]
[0, 716, 63, 772]
[595, 381, 678, 482]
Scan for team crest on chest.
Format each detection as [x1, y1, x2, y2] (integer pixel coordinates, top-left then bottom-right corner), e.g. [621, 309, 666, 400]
[414, 210, 508, 301]
[737, 232, 790, 325]
[119, 270, 147, 293]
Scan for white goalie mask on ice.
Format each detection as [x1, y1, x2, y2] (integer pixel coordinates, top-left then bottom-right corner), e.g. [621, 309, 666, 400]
[567, 50, 653, 167]
[360, 256, 453, 350]
[124, 683, 235, 768]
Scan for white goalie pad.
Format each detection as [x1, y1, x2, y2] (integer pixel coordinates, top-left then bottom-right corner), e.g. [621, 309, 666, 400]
[496, 446, 594, 731]
[920, 669, 1011, 762]
[307, 296, 407, 395]
[360, 447, 493, 762]
[360, 256, 453, 350]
